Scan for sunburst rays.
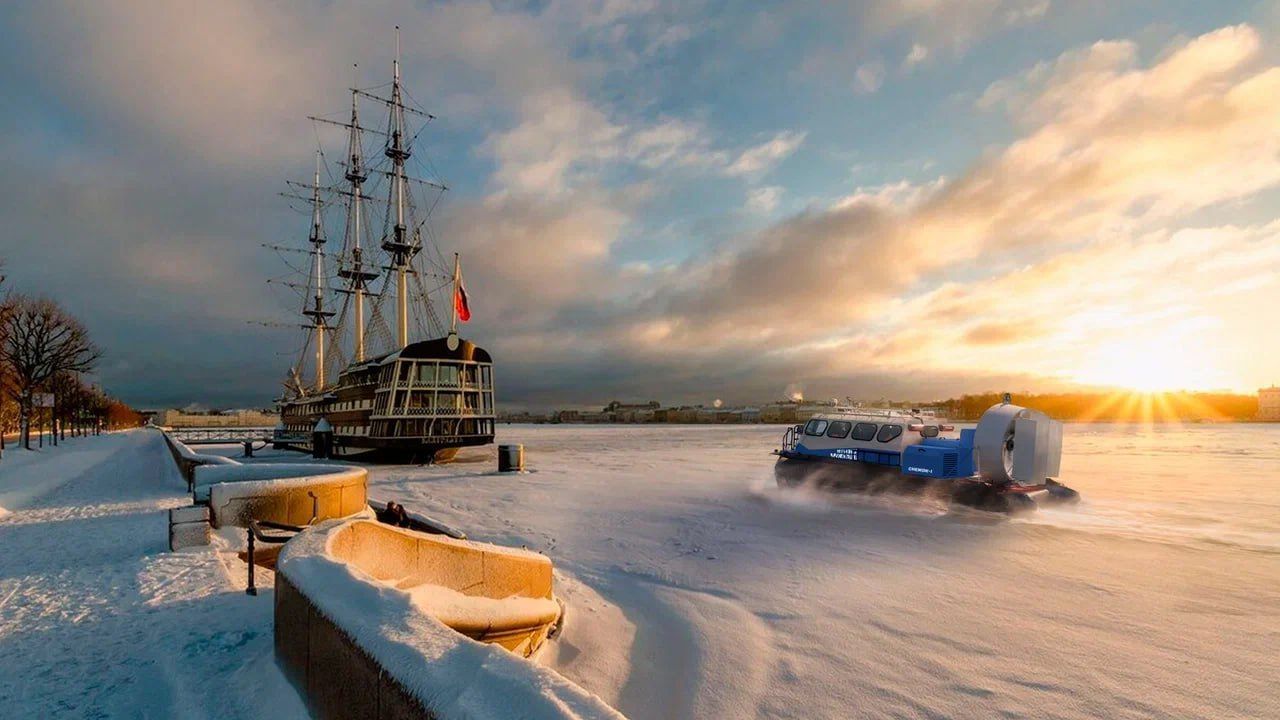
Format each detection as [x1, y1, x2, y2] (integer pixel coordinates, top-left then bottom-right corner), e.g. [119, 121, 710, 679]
[1071, 390, 1234, 424]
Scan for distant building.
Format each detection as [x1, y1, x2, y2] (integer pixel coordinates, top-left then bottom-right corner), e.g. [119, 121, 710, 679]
[155, 409, 279, 427]
[664, 407, 699, 423]
[760, 403, 799, 424]
[498, 411, 548, 424]
[760, 400, 837, 424]
[1259, 386, 1280, 421]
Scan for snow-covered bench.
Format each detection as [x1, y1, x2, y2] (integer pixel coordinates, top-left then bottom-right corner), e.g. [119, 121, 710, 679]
[275, 518, 624, 720]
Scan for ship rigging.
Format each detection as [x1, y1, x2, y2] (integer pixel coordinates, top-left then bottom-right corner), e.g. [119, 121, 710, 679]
[267, 29, 496, 462]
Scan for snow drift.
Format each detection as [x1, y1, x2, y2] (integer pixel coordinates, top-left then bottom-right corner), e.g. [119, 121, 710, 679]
[276, 518, 623, 719]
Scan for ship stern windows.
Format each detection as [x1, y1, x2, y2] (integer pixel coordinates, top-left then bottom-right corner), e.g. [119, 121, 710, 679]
[369, 354, 495, 441]
[417, 363, 437, 384]
[438, 363, 460, 388]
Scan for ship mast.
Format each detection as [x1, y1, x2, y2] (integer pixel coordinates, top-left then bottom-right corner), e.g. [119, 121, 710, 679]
[276, 28, 447, 376]
[381, 26, 417, 349]
[336, 67, 379, 364]
[299, 151, 336, 390]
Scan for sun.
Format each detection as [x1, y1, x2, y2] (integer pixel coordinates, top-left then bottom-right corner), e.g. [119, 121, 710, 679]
[1070, 338, 1229, 393]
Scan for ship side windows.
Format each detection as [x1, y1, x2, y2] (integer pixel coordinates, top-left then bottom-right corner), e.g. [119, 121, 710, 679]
[826, 421, 852, 438]
[850, 422, 878, 441]
[876, 424, 903, 443]
[803, 419, 828, 436]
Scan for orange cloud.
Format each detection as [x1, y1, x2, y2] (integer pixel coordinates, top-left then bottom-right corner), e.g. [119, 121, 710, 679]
[568, 24, 1280, 393]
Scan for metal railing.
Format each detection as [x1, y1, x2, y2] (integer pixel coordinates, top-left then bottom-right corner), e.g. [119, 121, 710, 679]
[244, 490, 319, 596]
[245, 519, 305, 596]
[781, 424, 802, 453]
[168, 427, 275, 445]
[393, 380, 491, 390]
[371, 407, 493, 419]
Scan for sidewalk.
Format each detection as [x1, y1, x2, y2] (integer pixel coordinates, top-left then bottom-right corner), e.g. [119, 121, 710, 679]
[0, 430, 307, 718]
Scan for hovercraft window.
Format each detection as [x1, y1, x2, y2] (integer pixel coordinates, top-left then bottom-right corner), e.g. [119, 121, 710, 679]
[826, 421, 852, 438]
[851, 423, 878, 441]
[876, 424, 903, 443]
[804, 419, 829, 436]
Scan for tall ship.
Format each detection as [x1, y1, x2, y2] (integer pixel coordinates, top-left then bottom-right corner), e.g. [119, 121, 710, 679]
[270, 31, 495, 462]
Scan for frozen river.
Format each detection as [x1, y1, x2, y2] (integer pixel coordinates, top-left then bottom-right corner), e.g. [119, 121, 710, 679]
[0, 424, 1276, 719]
[358, 423, 1279, 719]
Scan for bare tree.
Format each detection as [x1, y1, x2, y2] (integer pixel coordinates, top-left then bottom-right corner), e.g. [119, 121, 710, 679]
[0, 261, 12, 451]
[0, 296, 101, 449]
[50, 372, 91, 440]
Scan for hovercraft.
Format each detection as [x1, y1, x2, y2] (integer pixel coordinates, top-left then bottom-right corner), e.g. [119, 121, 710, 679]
[773, 397, 1079, 514]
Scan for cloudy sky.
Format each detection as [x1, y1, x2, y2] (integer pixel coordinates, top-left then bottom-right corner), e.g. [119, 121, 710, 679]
[2, 1, 1278, 409]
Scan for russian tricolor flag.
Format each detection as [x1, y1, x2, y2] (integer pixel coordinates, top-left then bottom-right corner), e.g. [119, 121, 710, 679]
[454, 265, 471, 323]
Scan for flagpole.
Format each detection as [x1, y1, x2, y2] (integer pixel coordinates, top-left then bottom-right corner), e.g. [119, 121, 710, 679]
[450, 252, 460, 336]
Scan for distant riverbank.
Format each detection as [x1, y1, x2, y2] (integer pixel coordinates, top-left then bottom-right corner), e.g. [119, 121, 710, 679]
[499, 418, 1279, 426]
[502, 390, 1271, 425]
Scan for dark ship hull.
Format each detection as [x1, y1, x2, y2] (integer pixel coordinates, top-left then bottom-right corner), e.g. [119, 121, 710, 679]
[278, 336, 495, 463]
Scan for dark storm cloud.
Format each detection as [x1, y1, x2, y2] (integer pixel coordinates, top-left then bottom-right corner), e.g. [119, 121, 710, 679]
[1, 4, 1276, 407]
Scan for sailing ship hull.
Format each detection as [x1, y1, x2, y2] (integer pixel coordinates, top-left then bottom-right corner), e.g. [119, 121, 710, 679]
[279, 336, 496, 463]
[278, 432, 483, 461]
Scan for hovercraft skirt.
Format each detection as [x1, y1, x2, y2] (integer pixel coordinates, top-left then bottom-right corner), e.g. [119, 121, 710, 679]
[774, 454, 1057, 514]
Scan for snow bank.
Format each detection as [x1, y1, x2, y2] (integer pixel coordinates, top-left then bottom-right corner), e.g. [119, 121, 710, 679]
[400, 583, 562, 634]
[0, 430, 311, 719]
[277, 519, 624, 720]
[172, 440, 239, 466]
[323, 519, 560, 655]
[0, 432, 140, 513]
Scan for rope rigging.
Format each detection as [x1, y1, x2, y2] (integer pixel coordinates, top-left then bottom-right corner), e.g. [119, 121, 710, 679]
[265, 45, 466, 399]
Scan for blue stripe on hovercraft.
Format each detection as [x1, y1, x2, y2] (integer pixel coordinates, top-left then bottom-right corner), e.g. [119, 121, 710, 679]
[793, 444, 901, 467]
[793, 428, 978, 480]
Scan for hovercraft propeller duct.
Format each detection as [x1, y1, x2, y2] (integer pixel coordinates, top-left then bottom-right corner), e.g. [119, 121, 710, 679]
[974, 402, 1060, 485]
[972, 399, 1078, 508]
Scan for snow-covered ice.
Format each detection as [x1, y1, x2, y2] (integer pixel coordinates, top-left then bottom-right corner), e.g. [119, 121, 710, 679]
[353, 424, 1279, 720]
[2, 424, 1278, 719]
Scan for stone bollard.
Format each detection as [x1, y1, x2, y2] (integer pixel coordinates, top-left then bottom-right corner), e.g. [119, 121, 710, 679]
[169, 505, 211, 550]
[498, 444, 524, 472]
[272, 420, 286, 450]
[312, 431, 333, 459]
[312, 417, 333, 459]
